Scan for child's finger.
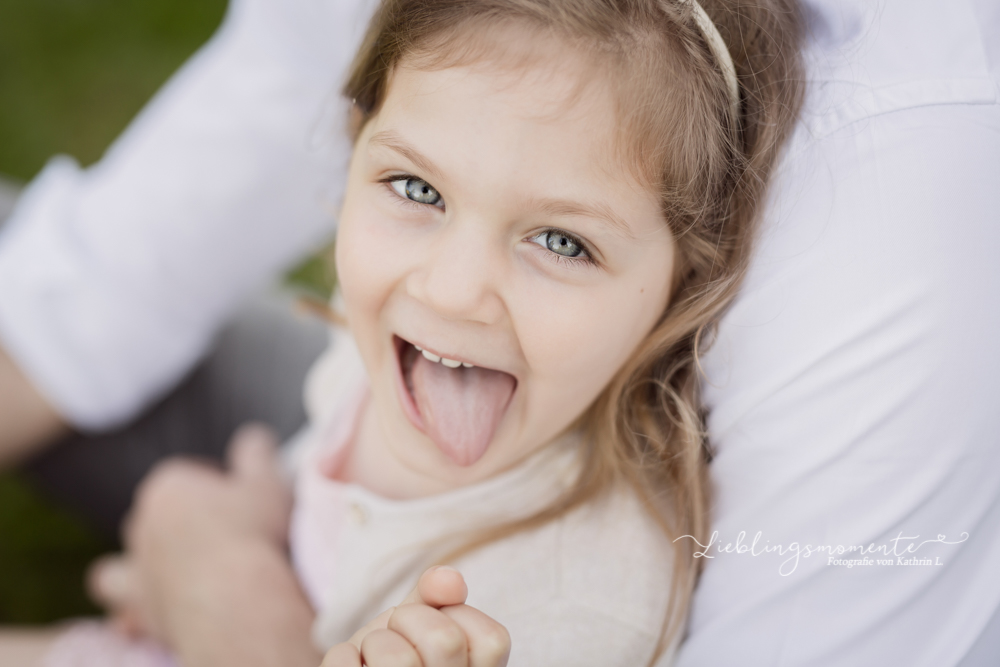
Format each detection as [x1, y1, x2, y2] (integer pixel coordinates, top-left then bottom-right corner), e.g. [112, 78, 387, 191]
[401, 566, 469, 608]
[341, 567, 468, 662]
[226, 422, 281, 482]
[346, 606, 396, 651]
[87, 555, 140, 611]
[440, 605, 511, 667]
[360, 628, 424, 667]
[387, 603, 467, 667]
[320, 642, 363, 667]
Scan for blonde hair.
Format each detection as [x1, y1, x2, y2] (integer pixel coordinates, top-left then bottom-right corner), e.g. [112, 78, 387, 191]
[342, 0, 805, 655]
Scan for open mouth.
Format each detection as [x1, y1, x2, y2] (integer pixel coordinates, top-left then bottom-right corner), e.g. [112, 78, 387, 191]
[393, 335, 517, 467]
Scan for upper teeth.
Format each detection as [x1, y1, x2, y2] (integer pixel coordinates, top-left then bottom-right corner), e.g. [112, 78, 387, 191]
[419, 347, 473, 369]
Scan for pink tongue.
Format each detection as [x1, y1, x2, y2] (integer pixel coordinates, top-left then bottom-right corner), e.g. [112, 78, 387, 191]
[410, 353, 516, 467]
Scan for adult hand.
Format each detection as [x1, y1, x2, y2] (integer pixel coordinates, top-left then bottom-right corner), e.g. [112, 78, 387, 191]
[321, 567, 511, 667]
[90, 424, 322, 667]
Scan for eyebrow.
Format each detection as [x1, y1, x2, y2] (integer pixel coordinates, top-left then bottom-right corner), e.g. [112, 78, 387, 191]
[369, 129, 635, 239]
[531, 198, 635, 240]
[368, 130, 443, 181]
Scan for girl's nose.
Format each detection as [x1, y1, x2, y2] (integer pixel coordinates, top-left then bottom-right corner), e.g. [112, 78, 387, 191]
[405, 222, 505, 325]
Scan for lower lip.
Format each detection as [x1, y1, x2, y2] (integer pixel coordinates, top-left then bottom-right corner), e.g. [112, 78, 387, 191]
[392, 335, 427, 435]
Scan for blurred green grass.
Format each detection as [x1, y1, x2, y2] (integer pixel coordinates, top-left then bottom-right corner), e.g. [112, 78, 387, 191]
[0, 475, 108, 622]
[0, 0, 227, 624]
[0, 0, 227, 180]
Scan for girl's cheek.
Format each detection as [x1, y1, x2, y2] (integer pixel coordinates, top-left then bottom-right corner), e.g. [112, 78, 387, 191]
[336, 201, 381, 311]
[338, 221, 384, 308]
[518, 277, 656, 399]
[337, 198, 419, 318]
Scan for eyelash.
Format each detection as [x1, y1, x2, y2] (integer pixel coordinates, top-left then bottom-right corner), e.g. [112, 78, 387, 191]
[380, 174, 444, 211]
[380, 174, 598, 268]
[527, 230, 597, 268]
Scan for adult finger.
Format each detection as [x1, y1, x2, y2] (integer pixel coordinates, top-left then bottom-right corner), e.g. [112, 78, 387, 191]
[387, 604, 467, 667]
[86, 555, 153, 638]
[226, 422, 292, 541]
[320, 642, 363, 667]
[122, 457, 224, 546]
[360, 628, 423, 667]
[400, 567, 469, 608]
[441, 605, 511, 667]
[227, 422, 282, 483]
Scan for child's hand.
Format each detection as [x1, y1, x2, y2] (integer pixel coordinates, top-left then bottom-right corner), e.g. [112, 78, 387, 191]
[321, 566, 510, 667]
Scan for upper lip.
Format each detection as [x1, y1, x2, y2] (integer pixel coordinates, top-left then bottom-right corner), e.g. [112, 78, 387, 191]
[395, 334, 517, 379]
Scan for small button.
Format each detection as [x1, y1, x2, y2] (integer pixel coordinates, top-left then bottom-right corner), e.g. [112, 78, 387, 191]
[348, 502, 368, 526]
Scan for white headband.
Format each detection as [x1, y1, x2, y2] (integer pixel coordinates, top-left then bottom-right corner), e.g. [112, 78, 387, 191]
[680, 0, 740, 120]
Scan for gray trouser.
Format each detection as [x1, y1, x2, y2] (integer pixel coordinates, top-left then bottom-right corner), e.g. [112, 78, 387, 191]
[0, 180, 329, 538]
[22, 291, 329, 539]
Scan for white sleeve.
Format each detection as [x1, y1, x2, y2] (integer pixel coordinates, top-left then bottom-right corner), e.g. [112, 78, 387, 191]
[674, 57, 1000, 667]
[0, 0, 377, 430]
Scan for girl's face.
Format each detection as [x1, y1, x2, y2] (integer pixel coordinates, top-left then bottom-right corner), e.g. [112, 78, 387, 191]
[336, 36, 675, 492]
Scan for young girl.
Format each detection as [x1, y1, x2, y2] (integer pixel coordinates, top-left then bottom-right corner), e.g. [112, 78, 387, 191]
[22, 0, 804, 664]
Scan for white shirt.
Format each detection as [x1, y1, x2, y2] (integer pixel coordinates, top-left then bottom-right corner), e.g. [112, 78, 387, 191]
[0, 0, 378, 429]
[685, 2, 1000, 665]
[1, 0, 997, 664]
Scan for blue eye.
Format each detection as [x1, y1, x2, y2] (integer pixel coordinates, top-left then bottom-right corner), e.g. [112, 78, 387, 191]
[545, 231, 582, 257]
[531, 230, 588, 259]
[390, 177, 443, 207]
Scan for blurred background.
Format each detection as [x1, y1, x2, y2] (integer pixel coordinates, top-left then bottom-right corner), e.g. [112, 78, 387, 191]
[0, 0, 330, 624]
[0, 0, 224, 182]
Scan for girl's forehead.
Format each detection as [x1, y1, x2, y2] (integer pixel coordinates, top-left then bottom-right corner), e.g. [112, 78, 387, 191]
[402, 19, 600, 88]
[384, 21, 670, 194]
[398, 27, 608, 120]
[382, 41, 633, 166]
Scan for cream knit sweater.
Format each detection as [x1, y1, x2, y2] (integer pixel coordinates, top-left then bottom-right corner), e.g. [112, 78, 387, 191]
[286, 329, 680, 666]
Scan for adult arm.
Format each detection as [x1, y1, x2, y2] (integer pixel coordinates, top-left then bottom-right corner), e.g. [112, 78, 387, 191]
[0, 184, 66, 466]
[0, 0, 377, 438]
[0, 344, 66, 467]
